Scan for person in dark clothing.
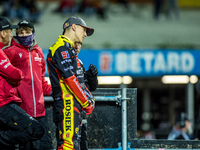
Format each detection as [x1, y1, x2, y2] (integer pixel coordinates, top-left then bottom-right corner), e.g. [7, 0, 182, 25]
[168, 112, 192, 140]
[74, 42, 98, 150]
[2, 0, 42, 23]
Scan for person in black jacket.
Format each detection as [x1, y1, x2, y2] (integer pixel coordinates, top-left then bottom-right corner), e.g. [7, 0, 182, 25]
[74, 42, 98, 150]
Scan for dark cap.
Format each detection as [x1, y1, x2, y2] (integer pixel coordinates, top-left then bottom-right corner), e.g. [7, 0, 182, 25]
[63, 16, 94, 36]
[0, 17, 19, 31]
[18, 20, 35, 33]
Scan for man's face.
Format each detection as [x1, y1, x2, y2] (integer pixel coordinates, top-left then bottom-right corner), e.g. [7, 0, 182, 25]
[75, 25, 87, 43]
[4, 29, 13, 46]
[74, 42, 82, 55]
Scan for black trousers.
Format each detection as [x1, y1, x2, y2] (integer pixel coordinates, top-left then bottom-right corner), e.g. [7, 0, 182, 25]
[0, 102, 44, 149]
[80, 112, 88, 150]
[19, 116, 53, 150]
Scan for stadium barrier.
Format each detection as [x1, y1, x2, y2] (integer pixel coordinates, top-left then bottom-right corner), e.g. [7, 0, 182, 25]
[44, 88, 200, 150]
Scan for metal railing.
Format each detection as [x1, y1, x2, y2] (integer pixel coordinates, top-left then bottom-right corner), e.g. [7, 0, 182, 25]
[45, 88, 200, 149]
[44, 88, 137, 149]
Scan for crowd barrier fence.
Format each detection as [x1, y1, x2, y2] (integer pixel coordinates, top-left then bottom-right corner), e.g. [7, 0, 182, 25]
[44, 88, 200, 149]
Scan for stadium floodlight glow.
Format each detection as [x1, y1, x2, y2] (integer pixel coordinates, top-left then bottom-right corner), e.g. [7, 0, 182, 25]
[46, 76, 133, 85]
[122, 76, 132, 84]
[98, 76, 133, 85]
[190, 75, 198, 84]
[98, 76, 122, 85]
[162, 75, 189, 84]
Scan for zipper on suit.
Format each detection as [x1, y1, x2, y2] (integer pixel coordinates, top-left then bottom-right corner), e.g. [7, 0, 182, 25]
[29, 49, 36, 117]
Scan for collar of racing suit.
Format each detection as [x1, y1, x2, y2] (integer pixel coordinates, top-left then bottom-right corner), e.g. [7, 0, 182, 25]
[60, 35, 74, 48]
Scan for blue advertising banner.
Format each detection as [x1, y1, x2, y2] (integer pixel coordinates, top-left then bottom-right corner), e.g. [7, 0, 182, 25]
[43, 49, 200, 77]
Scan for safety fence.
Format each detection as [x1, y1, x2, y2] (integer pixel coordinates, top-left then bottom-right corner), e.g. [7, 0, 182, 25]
[44, 88, 200, 150]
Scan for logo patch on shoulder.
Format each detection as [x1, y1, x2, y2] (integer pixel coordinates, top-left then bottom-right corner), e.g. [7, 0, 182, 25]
[61, 51, 69, 59]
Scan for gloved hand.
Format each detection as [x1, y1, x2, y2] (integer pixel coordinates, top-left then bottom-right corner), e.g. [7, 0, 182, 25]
[84, 99, 95, 115]
[88, 64, 98, 76]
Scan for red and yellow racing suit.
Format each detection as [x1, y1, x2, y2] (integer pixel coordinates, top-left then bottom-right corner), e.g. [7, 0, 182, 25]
[47, 35, 93, 150]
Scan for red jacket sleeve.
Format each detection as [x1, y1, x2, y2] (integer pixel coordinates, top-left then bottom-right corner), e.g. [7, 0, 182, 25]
[0, 50, 24, 85]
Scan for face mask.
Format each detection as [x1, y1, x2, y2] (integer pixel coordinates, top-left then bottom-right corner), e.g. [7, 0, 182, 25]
[16, 33, 35, 46]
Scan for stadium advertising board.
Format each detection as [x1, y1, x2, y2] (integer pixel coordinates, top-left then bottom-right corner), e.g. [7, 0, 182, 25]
[43, 49, 200, 77]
